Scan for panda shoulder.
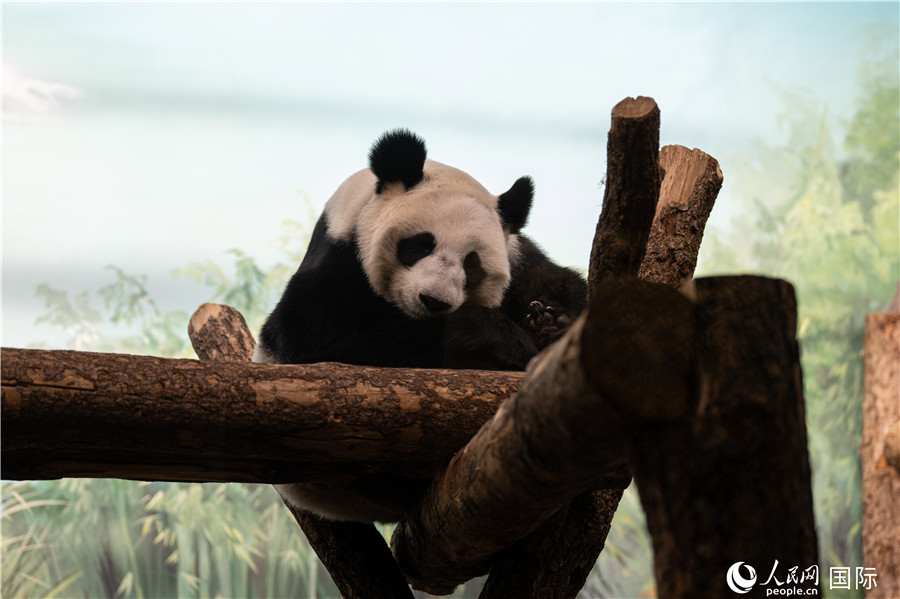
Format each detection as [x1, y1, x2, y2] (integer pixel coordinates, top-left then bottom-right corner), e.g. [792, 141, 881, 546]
[323, 168, 378, 242]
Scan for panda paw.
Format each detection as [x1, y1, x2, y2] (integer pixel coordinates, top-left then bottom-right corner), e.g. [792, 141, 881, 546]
[526, 301, 573, 348]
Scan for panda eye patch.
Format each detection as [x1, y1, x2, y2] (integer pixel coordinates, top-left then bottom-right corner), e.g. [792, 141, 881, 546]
[397, 232, 436, 266]
[464, 251, 486, 289]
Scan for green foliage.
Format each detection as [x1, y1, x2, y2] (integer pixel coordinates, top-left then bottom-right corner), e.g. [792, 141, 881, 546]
[33, 266, 190, 358]
[1, 480, 341, 598]
[34, 284, 104, 351]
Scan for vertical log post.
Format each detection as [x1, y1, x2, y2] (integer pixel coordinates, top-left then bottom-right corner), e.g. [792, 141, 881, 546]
[861, 310, 900, 598]
[586, 277, 820, 598]
[187, 304, 414, 599]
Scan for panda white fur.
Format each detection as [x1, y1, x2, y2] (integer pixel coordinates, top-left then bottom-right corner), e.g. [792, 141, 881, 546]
[255, 129, 587, 522]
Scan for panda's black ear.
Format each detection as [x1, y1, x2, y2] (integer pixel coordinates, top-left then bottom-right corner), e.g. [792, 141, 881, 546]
[368, 129, 427, 193]
[497, 176, 534, 233]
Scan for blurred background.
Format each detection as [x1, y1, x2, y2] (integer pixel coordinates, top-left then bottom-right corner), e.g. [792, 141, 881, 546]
[2, 3, 898, 598]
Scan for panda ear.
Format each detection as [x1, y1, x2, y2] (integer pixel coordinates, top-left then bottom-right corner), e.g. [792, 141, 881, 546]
[497, 176, 534, 233]
[368, 129, 427, 194]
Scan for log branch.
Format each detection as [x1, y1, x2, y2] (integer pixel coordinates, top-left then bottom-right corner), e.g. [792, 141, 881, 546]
[639, 145, 723, 287]
[587, 95, 661, 299]
[0, 349, 520, 483]
[188, 302, 256, 362]
[187, 304, 414, 599]
[2, 96, 735, 599]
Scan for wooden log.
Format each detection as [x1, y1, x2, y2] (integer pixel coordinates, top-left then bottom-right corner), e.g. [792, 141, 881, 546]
[587, 95, 662, 300]
[187, 303, 414, 599]
[0, 348, 520, 483]
[639, 145, 723, 287]
[599, 276, 820, 598]
[484, 140, 721, 598]
[188, 302, 256, 362]
[861, 312, 900, 598]
[392, 279, 694, 595]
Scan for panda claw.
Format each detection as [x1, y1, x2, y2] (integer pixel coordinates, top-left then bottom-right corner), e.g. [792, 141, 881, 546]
[527, 300, 566, 329]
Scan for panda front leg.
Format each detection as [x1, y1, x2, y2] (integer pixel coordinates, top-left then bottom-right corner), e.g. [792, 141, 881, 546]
[443, 304, 540, 371]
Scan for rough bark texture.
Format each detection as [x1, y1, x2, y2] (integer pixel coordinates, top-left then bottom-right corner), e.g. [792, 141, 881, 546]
[587, 95, 661, 301]
[590, 276, 819, 599]
[0, 348, 520, 483]
[639, 145, 723, 287]
[861, 313, 900, 598]
[188, 302, 256, 362]
[187, 303, 414, 599]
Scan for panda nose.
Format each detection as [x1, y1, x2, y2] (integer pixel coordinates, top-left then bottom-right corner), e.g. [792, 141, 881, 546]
[419, 293, 451, 313]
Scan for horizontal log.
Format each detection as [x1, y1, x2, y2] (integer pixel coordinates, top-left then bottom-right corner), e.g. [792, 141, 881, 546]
[1, 348, 520, 483]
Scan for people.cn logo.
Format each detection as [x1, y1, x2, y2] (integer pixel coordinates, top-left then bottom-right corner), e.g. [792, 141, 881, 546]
[727, 561, 758, 594]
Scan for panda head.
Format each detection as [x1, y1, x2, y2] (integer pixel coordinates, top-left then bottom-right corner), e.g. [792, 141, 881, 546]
[349, 129, 533, 319]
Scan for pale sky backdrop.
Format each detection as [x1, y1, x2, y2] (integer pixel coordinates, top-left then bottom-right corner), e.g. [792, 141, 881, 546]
[2, 2, 898, 348]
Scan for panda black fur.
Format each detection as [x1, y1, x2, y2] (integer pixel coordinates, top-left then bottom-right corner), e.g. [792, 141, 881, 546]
[255, 129, 586, 522]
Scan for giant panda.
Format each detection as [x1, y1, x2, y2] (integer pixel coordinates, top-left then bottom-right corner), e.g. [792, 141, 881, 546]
[255, 129, 587, 522]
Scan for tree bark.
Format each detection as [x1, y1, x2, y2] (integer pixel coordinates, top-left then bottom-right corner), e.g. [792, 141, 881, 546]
[639, 145, 723, 287]
[0, 348, 520, 483]
[861, 312, 900, 598]
[187, 303, 414, 599]
[188, 302, 256, 362]
[587, 95, 662, 301]
[594, 276, 820, 599]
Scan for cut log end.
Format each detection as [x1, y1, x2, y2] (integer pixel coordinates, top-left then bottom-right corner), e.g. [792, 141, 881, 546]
[612, 96, 659, 120]
[188, 303, 256, 362]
